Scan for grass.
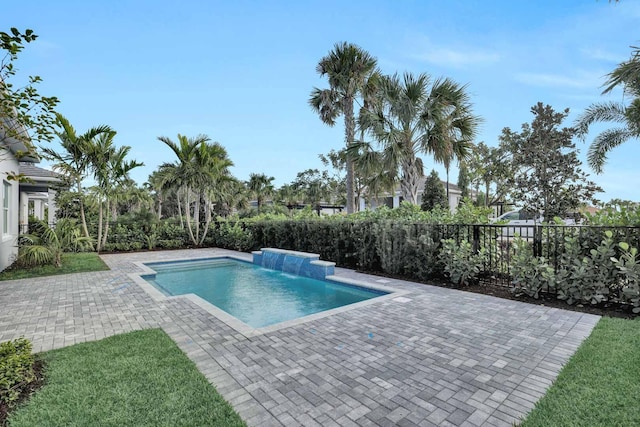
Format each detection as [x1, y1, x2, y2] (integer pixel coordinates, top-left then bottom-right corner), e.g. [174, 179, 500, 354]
[7, 329, 245, 427]
[0, 252, 109, 281]
[520, 317, 640, 426]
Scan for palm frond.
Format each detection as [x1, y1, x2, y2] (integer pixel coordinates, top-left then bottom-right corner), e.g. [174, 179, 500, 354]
[587, 127, 634, 174]
[574, 102, 627, 138]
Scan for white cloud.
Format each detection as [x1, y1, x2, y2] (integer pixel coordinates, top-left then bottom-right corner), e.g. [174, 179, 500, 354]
[580, 47, 626, 64]
[405, 35, 501, 68]
[412, 46, 500, 68]
[513, 70, 606, 89]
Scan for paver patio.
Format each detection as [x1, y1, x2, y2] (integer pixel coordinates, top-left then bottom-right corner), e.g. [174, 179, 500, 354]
[0, 248, 599, 426]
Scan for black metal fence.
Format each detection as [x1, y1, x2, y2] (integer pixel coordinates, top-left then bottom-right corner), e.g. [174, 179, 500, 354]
[446, 223, 640, 290]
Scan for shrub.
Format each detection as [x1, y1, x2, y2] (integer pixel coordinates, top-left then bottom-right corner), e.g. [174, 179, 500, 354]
[510, 237, 555, 299]
[0, 338, 35, 406]
[612, 242, 640, 313]
[556, 231, 618, 305]
[156, 239, 185, 250]
[17, 219, 93, 267]
[439, 238, 487, 286]
[212, 222, 254, 252]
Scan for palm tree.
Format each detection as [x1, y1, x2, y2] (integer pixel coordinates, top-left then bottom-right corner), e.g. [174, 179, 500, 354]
[145, 169, 170, 219]
[347, 141, 397, 208]
[358, 72, 480, 204]
[213, 178, 248, 217]
[41, 114, 113, 239]
[246, 173, 274, 213]
[89, 132, 143, 251]
[309, 42, 378, 213]
[575, 46, 640, 173]
[158, 134, 207, 244]
[194, 141, 234, 245]
[153, 162, 185, 224]
[276, 184, 301, 214]
[18, 218, 93, 267]
[159, 134, 234, 245]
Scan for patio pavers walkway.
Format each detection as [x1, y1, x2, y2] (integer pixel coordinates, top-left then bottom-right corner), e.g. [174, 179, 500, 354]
[0, 248, 599, 426]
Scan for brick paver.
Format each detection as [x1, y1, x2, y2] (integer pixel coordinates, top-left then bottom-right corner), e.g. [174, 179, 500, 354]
[0, 248, 599, 426]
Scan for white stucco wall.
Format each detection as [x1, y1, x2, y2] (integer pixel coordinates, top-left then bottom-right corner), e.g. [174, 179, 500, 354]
[0, 150, 20, 271]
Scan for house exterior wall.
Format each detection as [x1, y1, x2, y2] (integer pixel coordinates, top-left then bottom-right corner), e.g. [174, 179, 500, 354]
[362, 182, 463, 213]
[0, 150, 20, 271]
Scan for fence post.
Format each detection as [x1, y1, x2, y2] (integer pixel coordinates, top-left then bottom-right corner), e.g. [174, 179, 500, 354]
[472, 224, 480, 254]
[533, 225, 542, 257]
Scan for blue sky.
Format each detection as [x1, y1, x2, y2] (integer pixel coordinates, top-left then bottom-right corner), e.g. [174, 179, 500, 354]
[5, 0, 640, 202]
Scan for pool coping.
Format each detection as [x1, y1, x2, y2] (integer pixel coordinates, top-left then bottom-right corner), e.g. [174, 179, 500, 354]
[129, 254, 408, 338]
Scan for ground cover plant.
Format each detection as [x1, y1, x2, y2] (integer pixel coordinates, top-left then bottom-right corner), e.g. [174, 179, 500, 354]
[0, 253, 109, 281]
[520, 317, 640, 426]
[6, 329, 245, 427]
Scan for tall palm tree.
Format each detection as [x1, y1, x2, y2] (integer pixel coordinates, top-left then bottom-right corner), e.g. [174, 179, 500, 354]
[158, 134, 207, 244]
[41, 114, 113, 238]
[430, 86, 477, 201]
[146, 169, 170, 219]
[194, 141, 234, 245]
[309, 42, 378, 213]
[575, 46, 640, 173]
[358, 72, 480, 205]
[246, 173, 274, 213]
[159, 134, 234, 245]
[89, 132, 143, 251]
[152, 162, 185, 224]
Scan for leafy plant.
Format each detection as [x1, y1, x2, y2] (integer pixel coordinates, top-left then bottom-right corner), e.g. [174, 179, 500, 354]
[18, 219, 93, 267]
[0, 337, 35, 406]
[510, 237, 555, 298]
[439, 238, 487, 286]
[611, 242, 640, 313]
[212, 222, 254, 252]
[555, 231, 619, 305]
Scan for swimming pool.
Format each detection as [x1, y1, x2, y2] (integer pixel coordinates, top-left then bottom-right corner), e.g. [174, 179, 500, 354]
[143, 258, 388, 328]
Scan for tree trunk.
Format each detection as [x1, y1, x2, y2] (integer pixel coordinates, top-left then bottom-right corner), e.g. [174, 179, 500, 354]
[198, 198, 212, 246]
[445, 166, 450, 211]
[194, 194, 201, 243]
[111, 199, 117, 221]
[400, 155, 421, 204]
[76, 179, 90, 239]
[184, 189, 197, 245]
[157, 195, 163, 220]
[97, 201, 103, 253]
[485, 181, 490, 207]
[343, 97, 356, 214]
[177, 191, 184, 228]
[102, 199, 111, 249]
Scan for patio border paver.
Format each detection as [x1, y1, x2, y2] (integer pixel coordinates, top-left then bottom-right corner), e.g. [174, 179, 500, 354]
[0, 248, 600, 426]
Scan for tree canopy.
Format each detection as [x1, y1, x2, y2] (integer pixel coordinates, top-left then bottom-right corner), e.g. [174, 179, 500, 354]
[421, 170, 447, 212]
[1, 28, 58, 159]
[504, 103, 601, 219]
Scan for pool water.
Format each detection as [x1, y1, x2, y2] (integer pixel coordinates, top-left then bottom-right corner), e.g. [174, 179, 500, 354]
[144, 258, 386, 328]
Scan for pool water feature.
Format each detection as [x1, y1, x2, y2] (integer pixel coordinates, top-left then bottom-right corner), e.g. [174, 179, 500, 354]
[252, 248, 335, 280]
[143, 258, 388, 329]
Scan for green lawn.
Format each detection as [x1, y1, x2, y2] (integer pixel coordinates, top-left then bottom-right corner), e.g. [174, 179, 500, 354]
[0, 252, 109, 281]
[521, 317, 640, 426]
[7, 329, 245, 427]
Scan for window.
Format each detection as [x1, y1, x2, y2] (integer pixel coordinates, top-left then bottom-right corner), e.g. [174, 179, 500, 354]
[519, 210, 537, 221]
[502, 211, 520, 221]
[2, 181, 9, 235]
